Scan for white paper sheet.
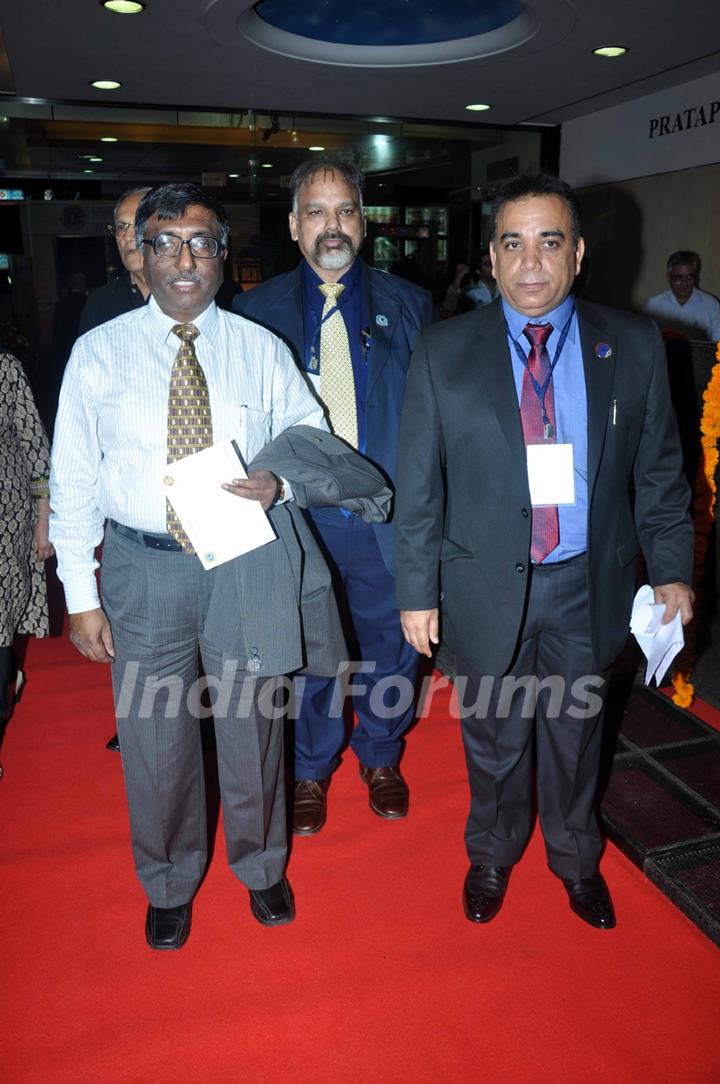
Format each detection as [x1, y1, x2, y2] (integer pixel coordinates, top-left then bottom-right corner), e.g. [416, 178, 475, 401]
[629, 583, 685, 687]
[526, 443, 575, 506]
[161, 440, 276, 571]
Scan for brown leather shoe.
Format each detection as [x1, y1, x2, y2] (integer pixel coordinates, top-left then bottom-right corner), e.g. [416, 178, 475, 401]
[293, 778, 329, 835]
[359, 764, 409, 818]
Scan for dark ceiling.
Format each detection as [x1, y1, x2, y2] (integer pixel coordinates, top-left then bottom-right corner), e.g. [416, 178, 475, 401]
[0, 1, 718, 191]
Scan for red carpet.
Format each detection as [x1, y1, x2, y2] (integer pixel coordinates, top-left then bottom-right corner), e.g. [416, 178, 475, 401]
[2, 634, 719, 1083]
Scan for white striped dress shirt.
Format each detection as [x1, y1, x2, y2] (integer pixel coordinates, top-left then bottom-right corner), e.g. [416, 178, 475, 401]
[50, 296, 326, 612]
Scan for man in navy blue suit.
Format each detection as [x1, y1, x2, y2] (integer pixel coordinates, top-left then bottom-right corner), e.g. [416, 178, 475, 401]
[234, 157, 433, 834]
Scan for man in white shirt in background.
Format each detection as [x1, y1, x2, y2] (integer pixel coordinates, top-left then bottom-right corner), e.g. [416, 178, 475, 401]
[644, 250, 720, 341]
[50, 183, 326, 950]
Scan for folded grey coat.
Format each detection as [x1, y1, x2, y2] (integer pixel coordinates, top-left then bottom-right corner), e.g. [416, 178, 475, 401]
[200, 427, 392, 679]
[250, 425, 393, 523]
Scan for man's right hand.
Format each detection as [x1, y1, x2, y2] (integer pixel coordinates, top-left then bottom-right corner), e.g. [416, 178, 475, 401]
[68, 608, 116, 663]
[400, 608, 440, 658]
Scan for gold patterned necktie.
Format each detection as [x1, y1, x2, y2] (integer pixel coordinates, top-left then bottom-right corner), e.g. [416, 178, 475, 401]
[166, 322, 213, 552]
[318, 282, 358, 448]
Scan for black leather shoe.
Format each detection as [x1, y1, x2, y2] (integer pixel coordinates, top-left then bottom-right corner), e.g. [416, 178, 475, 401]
[359, 764, 409, 818]
[293, 778, 329, 835]
[562, 873, 616, 929]
[463, 865, 512, 923]
[145, 902, 192, 950]
[106, 733, 120, 752]
[249, 877, 295, 926]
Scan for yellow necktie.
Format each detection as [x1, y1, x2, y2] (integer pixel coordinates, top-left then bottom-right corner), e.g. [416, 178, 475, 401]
[318, 283, 358, 448]
[166, 322, 213, 552]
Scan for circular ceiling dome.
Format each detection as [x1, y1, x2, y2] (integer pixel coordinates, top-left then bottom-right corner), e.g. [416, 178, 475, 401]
[203, 0, 576, 67]
[253, 0, 524, 47]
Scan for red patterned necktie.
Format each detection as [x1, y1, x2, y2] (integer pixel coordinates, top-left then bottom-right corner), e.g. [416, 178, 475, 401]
[166, 322, 213, 553]
[520, 322, 559, 563]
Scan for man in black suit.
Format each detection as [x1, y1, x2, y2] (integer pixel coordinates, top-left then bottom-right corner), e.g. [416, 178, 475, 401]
[79, 187, 151, 335]
[395, 173, 694, 929]
[234, 157, 433, 834]
[78, 186, 151, 753]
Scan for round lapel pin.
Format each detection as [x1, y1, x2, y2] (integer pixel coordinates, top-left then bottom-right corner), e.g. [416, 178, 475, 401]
[594, 342, 612, 358]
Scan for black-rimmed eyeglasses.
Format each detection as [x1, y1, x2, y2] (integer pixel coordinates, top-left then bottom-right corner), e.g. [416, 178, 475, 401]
[142, 233, 223, 259]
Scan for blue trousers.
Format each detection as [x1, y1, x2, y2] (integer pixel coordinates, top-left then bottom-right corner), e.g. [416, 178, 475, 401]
[295, 511, 418, 779]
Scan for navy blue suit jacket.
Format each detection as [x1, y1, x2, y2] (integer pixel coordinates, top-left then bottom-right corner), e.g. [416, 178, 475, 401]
[233, 260, 434, 574]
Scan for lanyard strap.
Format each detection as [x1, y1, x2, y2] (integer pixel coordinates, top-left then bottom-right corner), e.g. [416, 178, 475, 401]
[308, 282, 355, 366]
[509, 310, 574, 423]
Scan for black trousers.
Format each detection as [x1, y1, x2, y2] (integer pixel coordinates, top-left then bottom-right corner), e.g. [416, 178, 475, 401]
[457, 555, 609, 880]
[0, 645, 13, 722]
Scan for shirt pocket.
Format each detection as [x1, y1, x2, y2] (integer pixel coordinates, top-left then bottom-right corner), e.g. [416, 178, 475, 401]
[226, 402, 272, 463]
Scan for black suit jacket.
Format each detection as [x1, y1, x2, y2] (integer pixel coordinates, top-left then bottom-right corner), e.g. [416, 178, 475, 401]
[233, 261, 434, 574]
[395, 298, 693, 676]
[78, 272, 146, 335]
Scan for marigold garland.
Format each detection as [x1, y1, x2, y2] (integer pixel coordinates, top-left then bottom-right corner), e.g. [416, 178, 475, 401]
[672, 340, 720, 706]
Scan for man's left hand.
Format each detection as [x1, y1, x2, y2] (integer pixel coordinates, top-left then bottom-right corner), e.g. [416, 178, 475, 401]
[222, 469, 279, 511]
[654, 581, 695, 625]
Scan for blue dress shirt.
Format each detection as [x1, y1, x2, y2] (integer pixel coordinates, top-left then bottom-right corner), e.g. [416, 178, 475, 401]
[503, 295, 588, 562]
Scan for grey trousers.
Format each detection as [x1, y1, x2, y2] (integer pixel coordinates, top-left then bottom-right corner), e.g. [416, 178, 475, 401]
[101, 524, 288, 908]
[457, 554, 609, 880]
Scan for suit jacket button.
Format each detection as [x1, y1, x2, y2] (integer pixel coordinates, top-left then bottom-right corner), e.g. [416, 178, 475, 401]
[521, 507, 529, 517]
[515, 563, 525, 573]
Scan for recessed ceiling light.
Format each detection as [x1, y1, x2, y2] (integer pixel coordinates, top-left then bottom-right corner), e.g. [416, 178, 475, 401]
[465, 103, 491, 112]
[308, 145, 325, 152]
[84, 169, 94, 174]
[261, 163, 273, 169]
[592, 46, 628, 58]
[91, 80, 122, 90]
[100, 136, 118, 142]
[228, 173, 240, 178]
[102, 0, 145, 12]
[88, 156, 103, 163]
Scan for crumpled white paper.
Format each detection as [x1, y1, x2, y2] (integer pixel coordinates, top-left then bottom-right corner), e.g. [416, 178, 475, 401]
[629, 583, 685, 687]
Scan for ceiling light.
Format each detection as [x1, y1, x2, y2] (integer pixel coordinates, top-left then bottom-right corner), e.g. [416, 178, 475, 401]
[592, 46, 628, 58]
[228, 173, 240, 178]
[465, 103, 491, 112]
[91, 80, 122, 90]
[100, 136, 118, 142]
[88, 156, 103, 162]
[308, 145, 325, 152]
[102, 0, 145, 12]
[84, 169, 94, 174]
[261, 163, 273, 169]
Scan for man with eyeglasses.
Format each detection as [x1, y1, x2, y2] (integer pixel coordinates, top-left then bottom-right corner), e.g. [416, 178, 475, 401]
[644, 250, 720, 341]
[78, 187, 151, 335]
[77, 187, 151, 754]
[50, 183, 328, 949]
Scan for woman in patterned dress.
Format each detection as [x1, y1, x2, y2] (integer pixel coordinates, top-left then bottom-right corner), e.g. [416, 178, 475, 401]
[0, 351, 53, 774]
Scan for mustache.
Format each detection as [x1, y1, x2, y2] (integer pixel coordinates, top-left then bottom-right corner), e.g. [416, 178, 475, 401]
[316, 230, 353, 247]
[167, 272, 202, 284]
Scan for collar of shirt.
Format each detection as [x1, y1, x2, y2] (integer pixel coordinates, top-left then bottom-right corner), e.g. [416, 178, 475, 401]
[502, 293, 576, 355]
[145, 294, 220, 347]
